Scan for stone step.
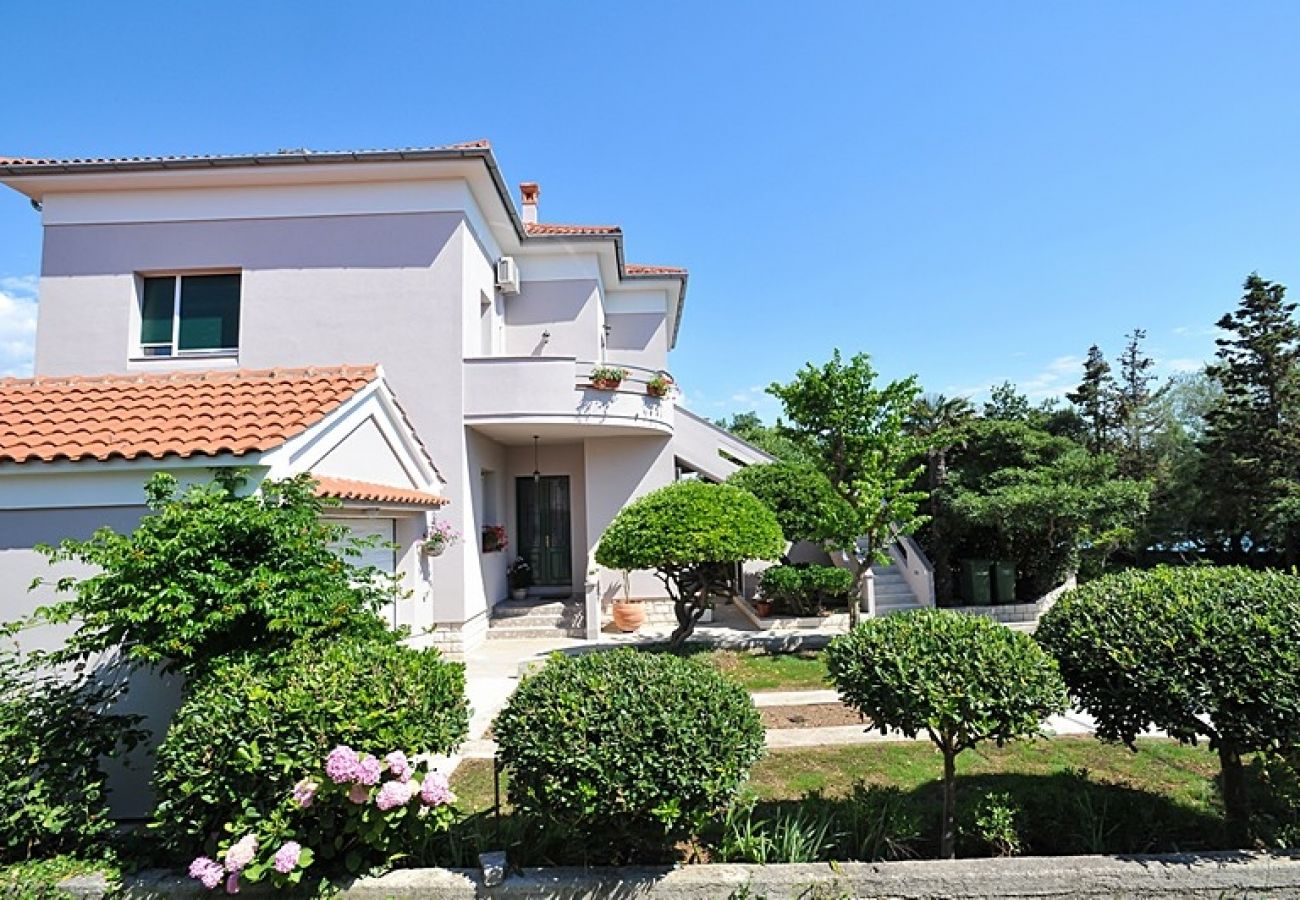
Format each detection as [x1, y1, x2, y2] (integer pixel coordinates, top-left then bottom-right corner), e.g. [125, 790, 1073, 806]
[486, 625, 586, 640]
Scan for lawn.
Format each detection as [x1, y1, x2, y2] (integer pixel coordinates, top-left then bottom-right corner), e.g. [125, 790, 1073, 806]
[699, 648, 830, 692]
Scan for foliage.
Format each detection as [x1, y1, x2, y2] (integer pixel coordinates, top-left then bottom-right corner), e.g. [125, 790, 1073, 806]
[759, 564, 854, 616]
[1036, 565, 1300, 843]
[0, 647, 144, 863]
[151, 635, 467, 855]
[493, 648, 765, 863]
[1066, 345, 1115, 455]
[1113, 328, 1162, 478]
[0, 855, 122, 900]
[506, 556, 532, 590]
[588, 365, 629, 385]
[185, 745, 457, 893]
[27, 472, 394, 677]
[646, 373, 675, 397]
[983, 381, 1033, 422]
[714, 412, 815, 465]
[728, 462, 853, 548]
[972, 791, 1022, 856]
[827, 610, 1067, 858]
[595, 480, 783, 648]
[906, 393, 976, 602]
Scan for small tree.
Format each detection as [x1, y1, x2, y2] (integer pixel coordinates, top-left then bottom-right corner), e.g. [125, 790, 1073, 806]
[595, 481, 783, 649]
[827, 610, 1067, 859]
[28, 471, 393, 676]
[727, 462, 854, 549]
[1036, 566, 1300, 844]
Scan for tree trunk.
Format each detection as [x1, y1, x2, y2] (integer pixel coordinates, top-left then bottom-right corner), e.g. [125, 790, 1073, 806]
[940, 748, 957, 859]
[1218, 744, 1251, 846]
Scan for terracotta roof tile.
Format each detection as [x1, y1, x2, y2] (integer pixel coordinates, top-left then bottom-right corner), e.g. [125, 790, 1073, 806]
[625, 263, 687, 275]
[523, 222, 622, 236]
[314, 476, 446, 507]
[0, 365, 378, 464]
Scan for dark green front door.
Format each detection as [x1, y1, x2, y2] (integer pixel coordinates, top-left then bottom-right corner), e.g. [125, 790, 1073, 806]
[516, 476, 573, 588]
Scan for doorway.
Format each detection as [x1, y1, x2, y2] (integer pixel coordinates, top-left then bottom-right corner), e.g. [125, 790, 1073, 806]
[516, 475, 573, 589]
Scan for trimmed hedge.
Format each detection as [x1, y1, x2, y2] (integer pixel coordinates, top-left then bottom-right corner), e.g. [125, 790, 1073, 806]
[151, 636, 468, 854]
[760, 564, 855, 615]
[493, 648, 765, 863]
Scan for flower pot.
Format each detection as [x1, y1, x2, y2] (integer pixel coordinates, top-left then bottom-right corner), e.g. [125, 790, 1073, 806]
[422, 541, 445, 558]
[592, 378, 623, 391]
[754, 599, 774, 618]
[646, 386, 669, 398]
[612, 600, 646, 632]
[510, 588, 528, 602]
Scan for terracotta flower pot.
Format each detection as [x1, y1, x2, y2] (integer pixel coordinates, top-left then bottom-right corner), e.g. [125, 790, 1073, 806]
[592, 378, 623, 391]
[612, 600, 646, 632]
[754, 599, 774, 618]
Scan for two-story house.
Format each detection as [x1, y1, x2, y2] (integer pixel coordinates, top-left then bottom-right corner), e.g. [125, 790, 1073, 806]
[0, 141, 771, 661]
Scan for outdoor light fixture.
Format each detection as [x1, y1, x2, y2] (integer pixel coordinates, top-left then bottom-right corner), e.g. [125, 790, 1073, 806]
[532, 435, 541, 483]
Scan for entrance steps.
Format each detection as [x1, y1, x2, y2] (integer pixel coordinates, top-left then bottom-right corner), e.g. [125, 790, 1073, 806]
[870, 562, 924, 615]
[487, 597, 585, 640]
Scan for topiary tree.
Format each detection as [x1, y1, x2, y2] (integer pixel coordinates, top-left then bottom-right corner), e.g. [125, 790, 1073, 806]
[28, 471, 394, 677]
[596, 480, 783, 649]
[827, 610, 1067, 858]
[493, 648, 764, 863]
[1036, 566, 1300, 844]
[728, 462, 854, 549]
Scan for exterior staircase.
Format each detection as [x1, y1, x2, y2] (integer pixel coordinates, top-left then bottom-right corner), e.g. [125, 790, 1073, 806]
[870, 560, 925, 615]
[486, 597, 585, 640]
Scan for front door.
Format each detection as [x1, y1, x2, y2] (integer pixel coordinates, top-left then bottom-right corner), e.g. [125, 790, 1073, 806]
[516, 475, 573, 588]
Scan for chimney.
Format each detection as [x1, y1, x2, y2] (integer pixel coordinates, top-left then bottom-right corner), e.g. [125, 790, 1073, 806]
[520, 182, 540, 225]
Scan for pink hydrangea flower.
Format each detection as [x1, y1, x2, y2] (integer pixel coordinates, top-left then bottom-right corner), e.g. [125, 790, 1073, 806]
[291, 777, 318, 808]
[225, 872, 240, 894]
[223, 834, 258, 873]
[348, 783, 370, 804]
[273, 840, 302, 874]
[385, 750, 413, 782]
[325, 745, 359, 783]
[189, 857, 224, 890]
[375, 778, 416, 811]
[420, 770, 454, 807]
[355, 754, 383, 786]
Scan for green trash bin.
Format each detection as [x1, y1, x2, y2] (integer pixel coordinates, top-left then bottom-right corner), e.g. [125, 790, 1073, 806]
[959, 558, 992, 606]
[992, 561, 1017, 604]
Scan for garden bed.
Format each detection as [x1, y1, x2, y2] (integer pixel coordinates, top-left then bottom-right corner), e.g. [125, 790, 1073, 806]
[759, 702, 864, 729]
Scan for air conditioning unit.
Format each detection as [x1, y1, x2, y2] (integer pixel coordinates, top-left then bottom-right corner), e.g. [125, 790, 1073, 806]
[495, 256, 520, 295]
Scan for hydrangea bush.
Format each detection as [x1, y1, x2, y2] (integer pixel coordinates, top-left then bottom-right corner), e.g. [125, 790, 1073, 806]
[187, 744, 457, 893]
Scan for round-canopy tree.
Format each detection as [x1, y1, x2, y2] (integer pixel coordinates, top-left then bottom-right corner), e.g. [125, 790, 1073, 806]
[1036, 566, 1300, 844]
[595, 480, 783, 649]
[728, 462, 854, 549]
[827, 610, 1067, 859]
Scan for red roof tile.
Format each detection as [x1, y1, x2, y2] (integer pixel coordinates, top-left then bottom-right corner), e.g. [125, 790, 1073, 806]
[314, 476, 446, 507]
[0, 365, 378, 464]
[524, 222, 622, 236]
[625, 263, 687, 275]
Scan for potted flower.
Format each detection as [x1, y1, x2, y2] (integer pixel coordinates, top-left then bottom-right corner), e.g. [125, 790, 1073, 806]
[422, 520, 460, 557]
[589, 365, 630, 390]
[507, 556, 532, 601]
[482, 524, 508, 553]
[645, 372, 675, 398]
[753, 594, 774, 618]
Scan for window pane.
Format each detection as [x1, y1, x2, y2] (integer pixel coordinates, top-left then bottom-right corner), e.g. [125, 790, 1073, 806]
[178, 274, 240, 351]
[140, 277, 175, 345]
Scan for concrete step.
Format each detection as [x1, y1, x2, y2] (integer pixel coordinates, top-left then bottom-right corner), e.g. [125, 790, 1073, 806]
[486, 625, 586, 640]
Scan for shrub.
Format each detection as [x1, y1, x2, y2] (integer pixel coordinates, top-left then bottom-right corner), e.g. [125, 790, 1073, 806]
[728, 462, 854, 546]
[1036, 565, 1300, 844]
[972, 792, 1022, 856]
[0, 648, 144, 863]
[760, 564, 854, 615]
[827, 610, 1067, 858]
[29, 472, 394, 677]
[493, 648, 765, 862]
[152, 636, 467, 854]
[596, 481, 784, 648]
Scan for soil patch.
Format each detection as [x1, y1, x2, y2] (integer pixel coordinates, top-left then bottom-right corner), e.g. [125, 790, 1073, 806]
[760, 702, 866, 729]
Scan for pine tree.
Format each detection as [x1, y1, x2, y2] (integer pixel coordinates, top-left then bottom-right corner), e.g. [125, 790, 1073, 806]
[1202, 274, 1300, 563]
[1066, 345, 1115, 454]
[1114, 329, 1160, 478]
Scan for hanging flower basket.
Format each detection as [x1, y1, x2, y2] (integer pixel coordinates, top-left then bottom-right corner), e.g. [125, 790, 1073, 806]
[421, 521, 460, 557]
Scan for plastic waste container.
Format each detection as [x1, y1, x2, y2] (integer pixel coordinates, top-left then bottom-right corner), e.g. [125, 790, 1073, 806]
[992, 561, 1017, 604]
[959, 558, 992, 606]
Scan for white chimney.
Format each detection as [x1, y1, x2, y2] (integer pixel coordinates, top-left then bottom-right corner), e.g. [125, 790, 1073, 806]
[520, 182, 540, 225]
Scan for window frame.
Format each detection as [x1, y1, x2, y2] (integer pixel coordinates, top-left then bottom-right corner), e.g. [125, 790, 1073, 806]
[136, 271, 242, 359]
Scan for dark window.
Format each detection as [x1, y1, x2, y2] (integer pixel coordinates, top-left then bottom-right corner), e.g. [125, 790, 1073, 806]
[140, 274, 241, 355]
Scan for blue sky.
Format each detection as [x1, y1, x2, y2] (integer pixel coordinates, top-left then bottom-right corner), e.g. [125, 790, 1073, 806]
[3, 2, 1299, 420]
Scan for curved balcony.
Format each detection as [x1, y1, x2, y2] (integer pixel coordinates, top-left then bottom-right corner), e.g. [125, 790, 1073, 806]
[464, 357, 674, 444]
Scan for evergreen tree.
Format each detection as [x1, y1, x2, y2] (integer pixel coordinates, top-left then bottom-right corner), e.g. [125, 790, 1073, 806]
[1065, 344, 1115, 454]
[1114, 329, 1161, 478]
[1202, 274, 1300, 563]
[906, 394, 975, 603]
[983, 381, 1031, 421]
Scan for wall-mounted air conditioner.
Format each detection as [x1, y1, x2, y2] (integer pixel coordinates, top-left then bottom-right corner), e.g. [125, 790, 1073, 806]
[495, 257, 520, 295]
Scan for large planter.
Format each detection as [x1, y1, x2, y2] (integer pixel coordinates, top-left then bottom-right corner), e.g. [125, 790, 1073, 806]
[611, 600, 646, 632]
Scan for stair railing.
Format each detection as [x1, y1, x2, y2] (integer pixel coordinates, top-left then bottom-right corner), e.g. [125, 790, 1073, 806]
[886, 529, 936, 608]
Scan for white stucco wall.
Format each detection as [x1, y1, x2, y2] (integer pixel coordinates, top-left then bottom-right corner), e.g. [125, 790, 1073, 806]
[583, 435, 676, 601]
[503, 279, 602, 360]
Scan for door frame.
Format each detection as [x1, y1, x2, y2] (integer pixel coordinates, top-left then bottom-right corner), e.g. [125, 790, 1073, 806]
[515, 474, 574, 594]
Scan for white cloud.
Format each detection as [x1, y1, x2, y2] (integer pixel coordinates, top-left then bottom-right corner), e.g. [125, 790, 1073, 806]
[1157, 357, 1205, 375]
[1018, 354, 1084, 400]
[0, 274, 37, 377]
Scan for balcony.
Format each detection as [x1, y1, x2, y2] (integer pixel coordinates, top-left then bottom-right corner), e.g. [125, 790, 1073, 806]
[463, 357, 674, 444]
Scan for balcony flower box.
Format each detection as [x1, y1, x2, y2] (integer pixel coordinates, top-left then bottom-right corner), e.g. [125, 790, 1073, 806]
[646, 373, 675, 399]
[482, 524, 508, 554]
[589, 366, 629, 391]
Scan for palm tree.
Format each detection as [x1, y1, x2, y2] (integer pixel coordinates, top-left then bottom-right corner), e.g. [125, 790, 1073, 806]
[906, 394, 975, 602]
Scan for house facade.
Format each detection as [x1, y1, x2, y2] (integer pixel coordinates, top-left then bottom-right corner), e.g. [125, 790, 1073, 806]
[0, 141, 769, 658]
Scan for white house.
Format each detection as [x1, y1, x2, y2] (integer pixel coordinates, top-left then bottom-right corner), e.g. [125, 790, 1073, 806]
[0, 141, 774, 659]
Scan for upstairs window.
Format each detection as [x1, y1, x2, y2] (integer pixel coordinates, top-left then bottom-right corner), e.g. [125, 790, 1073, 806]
[139, 273, 241, 357]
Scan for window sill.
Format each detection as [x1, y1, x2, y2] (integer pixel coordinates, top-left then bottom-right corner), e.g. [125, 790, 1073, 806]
[129, 351, 240, 363]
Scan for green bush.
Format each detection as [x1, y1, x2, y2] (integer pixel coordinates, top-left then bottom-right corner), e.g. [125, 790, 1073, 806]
[728, 462, 853, 546]
[760, 564, 854, 615]
[1037, 565, 1300, 844]
[151, 636, 467, 854]
[0, 650, 143, 863]
[827, 610, 1067, 858]
[493, 648, 765, 863]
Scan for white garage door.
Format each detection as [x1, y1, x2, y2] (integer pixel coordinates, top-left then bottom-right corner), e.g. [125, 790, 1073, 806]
[331, 517, 398, 625]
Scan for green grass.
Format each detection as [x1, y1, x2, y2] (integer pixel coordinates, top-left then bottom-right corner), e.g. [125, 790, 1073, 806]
[0, 856, 119, 900]
[703, 649, 830, 692]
